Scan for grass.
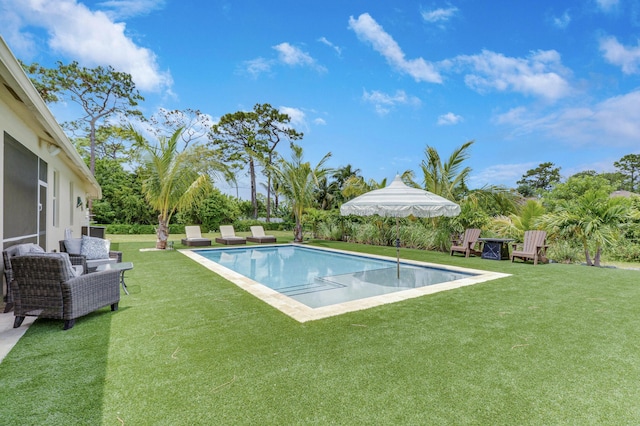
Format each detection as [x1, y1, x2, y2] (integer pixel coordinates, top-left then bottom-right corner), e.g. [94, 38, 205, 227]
[2, 232, 640, 424]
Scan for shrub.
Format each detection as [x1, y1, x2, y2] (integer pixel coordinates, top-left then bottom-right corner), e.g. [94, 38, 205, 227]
[608, 241, 640, 263]
[547, 240, 582, 264]
[102, 224, 186, 235]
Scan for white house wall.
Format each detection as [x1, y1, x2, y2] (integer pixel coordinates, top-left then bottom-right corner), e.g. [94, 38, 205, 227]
[0, 37, 101, 252]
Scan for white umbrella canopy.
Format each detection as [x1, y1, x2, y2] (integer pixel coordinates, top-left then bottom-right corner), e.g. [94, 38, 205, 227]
[340, 175, 461, 218]
[340, 175, 461, 278]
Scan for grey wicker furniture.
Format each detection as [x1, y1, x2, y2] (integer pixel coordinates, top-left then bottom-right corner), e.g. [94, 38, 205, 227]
[10, 254, 121, 330]
[4, 243, 87, 313]
[59, 238, 122, 272]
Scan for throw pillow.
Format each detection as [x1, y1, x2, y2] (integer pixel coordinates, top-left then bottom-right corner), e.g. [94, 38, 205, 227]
[64, 238, 83, 255]
[80, 235, 110, 260]
[13, 243, 44, 256]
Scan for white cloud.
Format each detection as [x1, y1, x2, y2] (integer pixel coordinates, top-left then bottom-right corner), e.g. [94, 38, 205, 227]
[362, 89, 421, 115]
[596, 0, 619, 12]
[314, 117, 327, 125]
[495, 90, 640, 147]
[455, 49, 572, 101]
[97, 0, 166, 19]
[470, 162, 538, 188]
[318, 37, 342, 56]
[279, 106, 307, 130]
[421, 7, 459, 23]
[348, 13, 442, 83]
[437, 112, 463, 125]
[552, 11, 571, 29]
[273, 42, 327, 73]
[5, 0, 172, 93]
[600, 35, 640, 74]
[243, 57, 274, 77]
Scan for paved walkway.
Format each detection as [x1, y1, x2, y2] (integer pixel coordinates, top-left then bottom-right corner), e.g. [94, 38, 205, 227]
[0, 309, 34, 363]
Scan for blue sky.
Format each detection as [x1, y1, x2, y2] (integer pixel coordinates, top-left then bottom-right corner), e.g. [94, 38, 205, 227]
[2, 0, 640, 197]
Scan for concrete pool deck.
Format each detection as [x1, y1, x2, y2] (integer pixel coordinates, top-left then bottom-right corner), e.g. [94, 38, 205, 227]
[0, 309, 35, 363]
[181, 244, 511, 322]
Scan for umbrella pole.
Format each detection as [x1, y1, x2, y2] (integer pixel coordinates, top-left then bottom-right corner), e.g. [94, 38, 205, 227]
[396, 216, 400, 279]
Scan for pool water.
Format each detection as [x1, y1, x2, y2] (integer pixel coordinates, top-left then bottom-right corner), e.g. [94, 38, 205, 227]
[195, 245, 475, 308]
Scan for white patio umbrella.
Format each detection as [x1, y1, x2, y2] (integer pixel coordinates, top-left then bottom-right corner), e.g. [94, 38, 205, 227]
[340, 175, 461, 278]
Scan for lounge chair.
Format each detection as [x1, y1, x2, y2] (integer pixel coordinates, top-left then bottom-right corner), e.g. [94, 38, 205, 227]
[181, 226, 212, 247]
[511, 230, 548, 265]
[450, 228, 482, 258]
[10, 253, 121, 330]
[215, 225, 246, 245]
[247, 226, 277, 244]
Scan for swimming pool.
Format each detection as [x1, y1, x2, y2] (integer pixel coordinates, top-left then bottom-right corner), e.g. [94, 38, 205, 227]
[181, 244, 510, 322]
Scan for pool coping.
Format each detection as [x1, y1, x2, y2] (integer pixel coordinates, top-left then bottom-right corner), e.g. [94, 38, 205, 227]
[179, 244, 511, 323]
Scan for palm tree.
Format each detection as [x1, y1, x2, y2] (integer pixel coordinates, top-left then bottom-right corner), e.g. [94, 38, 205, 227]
[135, 127, 221, 249]
[490, 199, 546, 240]
[271, 144, 332, 242]
[419, 140, 473, 200]
[539, 191, 631, 266]
[330, 164, 361, 205]
[341, 175, 388, 199]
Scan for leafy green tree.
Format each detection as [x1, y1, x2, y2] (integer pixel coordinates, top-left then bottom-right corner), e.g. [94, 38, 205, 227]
[210, 103, 303, 219]
[135, 127, 220, 249]
[599, 172, 625, 190]
[91, 157, 152, 224]
[271, 144, 332, 242]
[22, 61, 144, 175]
[516, 162, 561, 197]
[177, 189, 241, 232]
[614, 154, 640, 192]
[540, 191, 631, 266]
[543, 174, 614, 212]
[73, 124, 141, 166]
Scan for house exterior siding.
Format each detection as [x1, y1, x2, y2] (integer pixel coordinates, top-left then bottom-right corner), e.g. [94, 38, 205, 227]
[0, 37, 100, 253]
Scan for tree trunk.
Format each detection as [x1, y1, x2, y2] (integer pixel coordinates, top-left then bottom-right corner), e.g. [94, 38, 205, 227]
[266, 173, 272, 222]
[582, 238, 593, 266]
[294, 220, 303, 243]
[156, 214, 169, 249]
[249, 158, 258, 219]
[584, 248, 593, 266]
[594, 246, 602, 267]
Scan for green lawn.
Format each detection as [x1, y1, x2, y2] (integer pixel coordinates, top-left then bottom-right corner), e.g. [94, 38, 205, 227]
[2, 233, 640, 425]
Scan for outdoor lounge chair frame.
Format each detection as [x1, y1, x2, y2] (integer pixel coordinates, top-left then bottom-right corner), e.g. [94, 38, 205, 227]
[215, 225, 246, 245]
[246, 226, 277, 244]
[450, 228, 482, 258]
[510, 230, 548, 265]
[181, 226, 212, 247]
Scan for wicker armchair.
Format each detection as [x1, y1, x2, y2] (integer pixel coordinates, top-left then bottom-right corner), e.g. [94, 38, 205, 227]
[10, 254, 121, 330]
[59, 239, 122, 272]
[3, 244, 86, 313]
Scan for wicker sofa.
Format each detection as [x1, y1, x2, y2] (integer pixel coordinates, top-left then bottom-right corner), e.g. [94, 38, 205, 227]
[3, 243, 86, 313]
[10, 254, 121, 330]
[59, 237, 122, 272]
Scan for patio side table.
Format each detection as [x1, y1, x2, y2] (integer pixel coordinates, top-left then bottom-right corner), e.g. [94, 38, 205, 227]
[478, 238, 514, 260]
[96, 262, 134, 294]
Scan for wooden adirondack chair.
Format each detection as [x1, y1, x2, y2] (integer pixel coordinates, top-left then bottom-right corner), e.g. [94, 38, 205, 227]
[450, 228, 482, 258]
[510, 230, 548, 265]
